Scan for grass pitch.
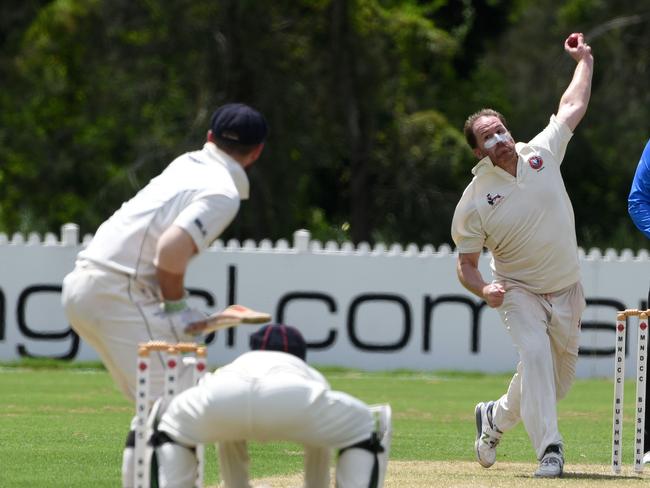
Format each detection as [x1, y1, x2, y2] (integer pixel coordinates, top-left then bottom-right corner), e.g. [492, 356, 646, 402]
[0, 359, 647, 487]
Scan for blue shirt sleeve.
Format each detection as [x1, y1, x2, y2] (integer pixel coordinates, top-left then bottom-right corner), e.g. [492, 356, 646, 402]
[628, 140, 650, 239]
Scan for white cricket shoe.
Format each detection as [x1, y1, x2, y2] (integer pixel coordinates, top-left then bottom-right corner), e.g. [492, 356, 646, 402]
[534, 444, 564, 478]
[474, 401, 502, 468]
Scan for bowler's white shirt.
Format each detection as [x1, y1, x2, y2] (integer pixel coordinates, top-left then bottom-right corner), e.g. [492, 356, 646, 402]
[79, 142, 249, 289]
[451, 115, 581, 294]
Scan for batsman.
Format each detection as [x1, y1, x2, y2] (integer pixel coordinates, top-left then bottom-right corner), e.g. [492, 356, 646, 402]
[61, 103, 268, 487]
[451, 33, 593, 477]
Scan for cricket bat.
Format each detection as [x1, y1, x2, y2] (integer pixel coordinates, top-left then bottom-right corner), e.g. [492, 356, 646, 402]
[184, 304, 271, 335]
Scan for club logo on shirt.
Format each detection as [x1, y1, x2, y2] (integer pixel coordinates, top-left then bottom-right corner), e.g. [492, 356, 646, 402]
[486, 193, 503, 206]
[193, 218, 207, 237]
[528, 155, 544, 170]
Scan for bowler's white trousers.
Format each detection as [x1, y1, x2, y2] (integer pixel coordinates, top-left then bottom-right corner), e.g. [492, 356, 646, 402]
[490, 281, 585, 459]
[158, 351, 375, 488]
[62, 259, 195, 401]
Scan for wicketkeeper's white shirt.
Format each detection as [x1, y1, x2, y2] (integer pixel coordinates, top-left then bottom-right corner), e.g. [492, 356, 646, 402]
[157, 350, 375, 488]
[451, 115, 581, 294]
[79, 142, 249, 289]
[159, 350, 373, 448]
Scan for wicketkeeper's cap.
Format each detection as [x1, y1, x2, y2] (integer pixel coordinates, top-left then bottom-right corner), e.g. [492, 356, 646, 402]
[210, 103, 268, 145]
[249, 324, 307, 360]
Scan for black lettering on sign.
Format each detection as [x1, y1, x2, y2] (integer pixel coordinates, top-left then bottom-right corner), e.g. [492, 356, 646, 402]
[580, 298, 627, 357]
[227, 264, 237, 347]
[277, 292, 337, 349]
[348, 294, 410, 351]
[422, 295, 488, 353]
[17, 285, 79, 360]
[0, 287, 5, 341]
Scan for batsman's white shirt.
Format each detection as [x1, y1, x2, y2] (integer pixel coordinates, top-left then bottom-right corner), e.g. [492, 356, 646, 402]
[451, 115, 580, 294]
[62, 142, 249, 401]
[79, 142, 249, 291]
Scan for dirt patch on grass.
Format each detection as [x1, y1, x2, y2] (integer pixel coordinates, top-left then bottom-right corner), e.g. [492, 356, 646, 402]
[228, 460, 648, 487]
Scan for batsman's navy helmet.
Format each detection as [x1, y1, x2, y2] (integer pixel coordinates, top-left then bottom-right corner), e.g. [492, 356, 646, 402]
[210, 103, 268, 145]
[249, 324, 307, 360]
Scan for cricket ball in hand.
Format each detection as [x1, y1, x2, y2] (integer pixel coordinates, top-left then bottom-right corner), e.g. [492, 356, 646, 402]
[567, 34, 579, 48]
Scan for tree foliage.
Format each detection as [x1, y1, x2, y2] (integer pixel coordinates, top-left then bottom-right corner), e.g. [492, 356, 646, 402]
[0, 0, 648, 250]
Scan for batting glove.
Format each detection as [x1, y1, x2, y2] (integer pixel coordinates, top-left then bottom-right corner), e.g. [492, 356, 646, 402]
[160, 297, 208, 338]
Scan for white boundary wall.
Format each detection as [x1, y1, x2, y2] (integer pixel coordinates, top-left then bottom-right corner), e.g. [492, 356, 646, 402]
[0, 224, 648, 378]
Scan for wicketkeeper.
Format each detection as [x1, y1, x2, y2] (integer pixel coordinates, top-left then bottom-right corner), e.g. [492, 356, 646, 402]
[61, 103, 268, 487]
[151, 324, 392, 488]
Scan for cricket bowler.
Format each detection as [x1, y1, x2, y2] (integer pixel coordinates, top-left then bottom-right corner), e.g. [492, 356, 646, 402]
[451, 33, 593, 478]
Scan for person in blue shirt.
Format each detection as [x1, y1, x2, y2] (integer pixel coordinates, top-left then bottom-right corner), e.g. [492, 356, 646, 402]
[628, 138, 650, 463]
[629, 140, 650, 239]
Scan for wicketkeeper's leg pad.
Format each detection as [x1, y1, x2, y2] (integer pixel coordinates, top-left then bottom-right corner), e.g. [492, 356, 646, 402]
[336, 404, 391, 488]
[122, 428, 136, 488]
[151, 430, 197, 488]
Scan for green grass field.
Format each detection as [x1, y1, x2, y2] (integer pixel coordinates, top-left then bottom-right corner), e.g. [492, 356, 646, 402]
[0, 359, 644, 487]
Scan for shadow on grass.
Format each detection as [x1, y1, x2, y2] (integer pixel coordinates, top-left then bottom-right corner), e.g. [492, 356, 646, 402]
[515, 471, 644, 481]
[563, 471, 645, 481]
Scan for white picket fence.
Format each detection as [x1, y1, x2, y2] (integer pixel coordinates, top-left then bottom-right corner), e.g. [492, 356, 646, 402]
[2, 223, 648, 261]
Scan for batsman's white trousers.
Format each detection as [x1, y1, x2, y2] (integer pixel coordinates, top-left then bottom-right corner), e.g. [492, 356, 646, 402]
[491, 281, 585, 459]
[158, 367, 375, 488]
[62, 259, 194, 402]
